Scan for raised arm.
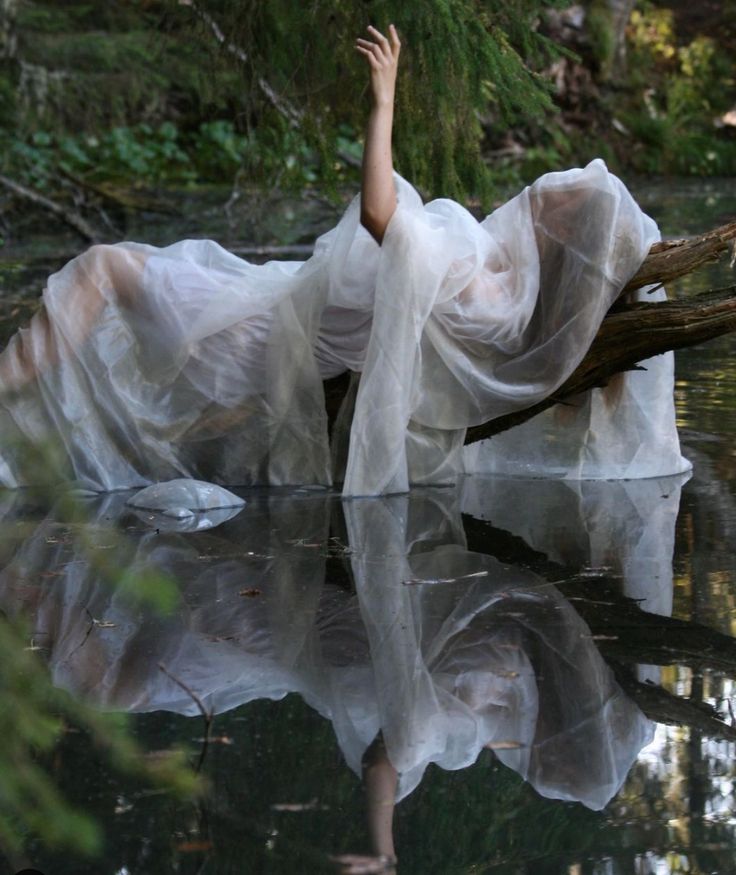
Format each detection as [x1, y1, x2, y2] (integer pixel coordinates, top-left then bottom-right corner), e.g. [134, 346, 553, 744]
[355, 24, 401, 244]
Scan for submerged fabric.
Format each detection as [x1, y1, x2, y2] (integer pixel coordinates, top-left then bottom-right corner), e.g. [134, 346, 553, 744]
[0, 159, 689, 495]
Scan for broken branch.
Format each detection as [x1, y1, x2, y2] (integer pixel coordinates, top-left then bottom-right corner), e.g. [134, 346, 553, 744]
[0, 173, 101, 243]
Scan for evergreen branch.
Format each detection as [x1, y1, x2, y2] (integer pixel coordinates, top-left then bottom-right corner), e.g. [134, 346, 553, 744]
[176, 0, 361, 169]
[177, 0, 303, 128]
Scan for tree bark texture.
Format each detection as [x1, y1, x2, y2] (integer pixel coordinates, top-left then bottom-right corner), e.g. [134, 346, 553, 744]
[605, 0, 636, 78]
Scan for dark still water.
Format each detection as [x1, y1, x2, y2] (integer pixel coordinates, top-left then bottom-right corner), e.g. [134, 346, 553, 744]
[0, 178, 735, 874]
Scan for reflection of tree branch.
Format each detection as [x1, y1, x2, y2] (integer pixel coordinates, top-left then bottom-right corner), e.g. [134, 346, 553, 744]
[557, 568, 736, 675]
[158, 662, 213, 773]
[612, 664, 736, 742]
[461, 512, 736, 738]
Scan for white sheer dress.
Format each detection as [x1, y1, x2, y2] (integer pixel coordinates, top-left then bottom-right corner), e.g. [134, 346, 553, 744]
[0, 159, 690, 496]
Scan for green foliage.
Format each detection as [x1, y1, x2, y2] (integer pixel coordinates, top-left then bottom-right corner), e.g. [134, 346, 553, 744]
[2, 0, 735, 214]
[0, 609, 197, 856]
[9, 1, 239, 134]
[187, 0, 573, 201]
[0, 118, 355, 192]
[622, 2, 736, 176]
[0, 459, 198, 855]
[586, 0, 616, 73]
[0, 74, 16, 127]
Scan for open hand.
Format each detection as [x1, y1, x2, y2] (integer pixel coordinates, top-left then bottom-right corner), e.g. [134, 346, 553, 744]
[355, 25, 401, 108]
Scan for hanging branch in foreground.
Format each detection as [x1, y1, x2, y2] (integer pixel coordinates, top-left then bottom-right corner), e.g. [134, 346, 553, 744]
[177, 0, 302, 129]
[177, 0, 362, 169]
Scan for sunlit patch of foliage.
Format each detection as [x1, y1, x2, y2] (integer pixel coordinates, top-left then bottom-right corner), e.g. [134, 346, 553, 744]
[621, 2, 736, 176]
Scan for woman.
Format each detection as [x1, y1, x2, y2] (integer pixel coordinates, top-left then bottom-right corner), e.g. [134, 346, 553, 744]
[0, 27, 689, 497]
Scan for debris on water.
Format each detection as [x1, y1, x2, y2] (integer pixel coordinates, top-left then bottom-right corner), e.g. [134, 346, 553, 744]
[271, 798, 329, 812]
[576, 566, 616, 578]
[176, 840, 213, 853]
[402, 570, 488, 586]
[239, 588, 262, 598]
[193, 735, 233, 745]
[114, 796, 134, 815]
[329, 853, 397, 874]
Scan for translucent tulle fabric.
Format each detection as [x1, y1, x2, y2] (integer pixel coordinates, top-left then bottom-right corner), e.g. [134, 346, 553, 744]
[0, 159, 689, 495]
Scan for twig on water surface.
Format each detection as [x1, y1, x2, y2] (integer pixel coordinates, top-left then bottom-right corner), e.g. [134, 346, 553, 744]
[158, 662, 213, 773]
[401, 570, 489, 586]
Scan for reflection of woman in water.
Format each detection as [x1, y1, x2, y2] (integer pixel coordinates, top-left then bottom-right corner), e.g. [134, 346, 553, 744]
[0, 27, 688, 497]
[0, 487, 659, 870]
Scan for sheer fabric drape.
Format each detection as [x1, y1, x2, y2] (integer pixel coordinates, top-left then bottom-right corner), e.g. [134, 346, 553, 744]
[0, 160, 689, 494]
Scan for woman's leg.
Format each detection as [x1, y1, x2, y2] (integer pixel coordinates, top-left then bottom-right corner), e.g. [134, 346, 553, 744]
[0, 244, 148, 393]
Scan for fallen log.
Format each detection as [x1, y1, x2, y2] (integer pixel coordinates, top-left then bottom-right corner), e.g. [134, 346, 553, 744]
[466, 284, 736, 443]
[325, 221, 736, 439]
[622, 220, 736, 294]
[467, 221, 736, 441]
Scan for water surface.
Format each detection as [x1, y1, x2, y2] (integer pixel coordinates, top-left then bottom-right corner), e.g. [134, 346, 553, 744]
[0, 178, 735, 874]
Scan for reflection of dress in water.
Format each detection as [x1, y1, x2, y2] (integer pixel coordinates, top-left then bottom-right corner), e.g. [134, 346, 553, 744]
[0, 487, 660, 810]
[0, 160, 690, 496]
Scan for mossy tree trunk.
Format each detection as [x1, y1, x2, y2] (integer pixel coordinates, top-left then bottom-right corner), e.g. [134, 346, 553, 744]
[0, 0, 16, 60]
[607, 0, 636, 77]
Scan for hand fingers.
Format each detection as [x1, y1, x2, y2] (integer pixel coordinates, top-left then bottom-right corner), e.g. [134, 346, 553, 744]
[357, 24, 400, 62]
[357, 36, 388, 62]
[355, 38, 390, 65]
[354, 45, 381, 69]
[355, 39, 386, 63]
[367, 25, 390, 51]
[388, 24, 401, 55]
